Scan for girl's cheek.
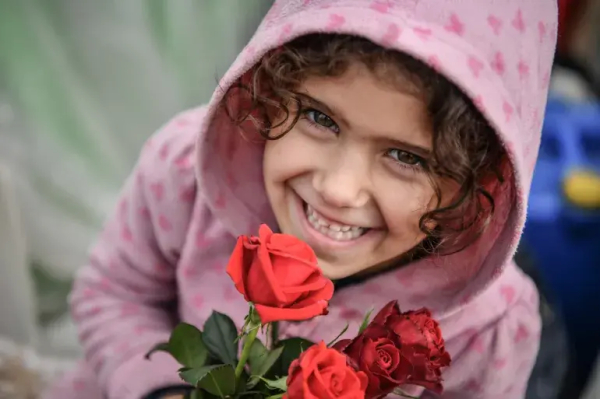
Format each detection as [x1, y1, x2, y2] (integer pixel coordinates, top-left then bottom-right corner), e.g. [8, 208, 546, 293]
[380, 184, 431, 232]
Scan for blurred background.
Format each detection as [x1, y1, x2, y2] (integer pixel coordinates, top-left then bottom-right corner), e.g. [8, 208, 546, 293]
[0, 1, 599, 399]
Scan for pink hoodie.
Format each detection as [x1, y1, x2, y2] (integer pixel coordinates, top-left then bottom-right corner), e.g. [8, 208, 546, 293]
[44, 1, 557, 398]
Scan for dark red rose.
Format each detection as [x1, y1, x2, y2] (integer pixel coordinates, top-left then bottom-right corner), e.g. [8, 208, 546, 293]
[226, 224, 334, 323]
[284, 341, 368, 399]
[335, 301, 451, 397]
[374, 302, 451, 372]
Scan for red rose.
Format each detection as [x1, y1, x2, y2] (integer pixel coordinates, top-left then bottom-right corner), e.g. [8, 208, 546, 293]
[335, 301, 450, 397]
[374, 303, 451, 373]
[285, 341, 368, 399]
[226, 224, 334, 323]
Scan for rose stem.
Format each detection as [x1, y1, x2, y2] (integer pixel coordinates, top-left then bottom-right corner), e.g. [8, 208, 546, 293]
[270, 321, 279, 347]
[265, 394, 284, 399]
[234, 323, 260, 380]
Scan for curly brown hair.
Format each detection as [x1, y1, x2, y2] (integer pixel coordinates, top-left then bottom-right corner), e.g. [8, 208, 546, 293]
[224, 33, 508, 256]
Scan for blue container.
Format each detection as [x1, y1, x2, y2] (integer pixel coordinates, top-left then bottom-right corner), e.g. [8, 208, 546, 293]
[523, 98, 600, 382]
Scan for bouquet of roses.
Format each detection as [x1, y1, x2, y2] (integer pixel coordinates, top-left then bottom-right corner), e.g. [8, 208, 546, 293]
[146, 225, 451, 399]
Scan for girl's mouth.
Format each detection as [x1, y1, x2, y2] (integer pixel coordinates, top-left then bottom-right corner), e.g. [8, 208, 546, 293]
[304, 203, 370, 242]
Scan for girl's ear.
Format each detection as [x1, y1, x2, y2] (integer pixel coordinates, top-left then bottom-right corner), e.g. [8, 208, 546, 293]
[419, 192, 439, 234]
[421, 177, 462, 235]
[423, 218, 438, 232]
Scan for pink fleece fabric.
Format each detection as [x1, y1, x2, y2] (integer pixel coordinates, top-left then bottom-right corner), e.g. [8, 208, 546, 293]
[44, 1, 557, 398]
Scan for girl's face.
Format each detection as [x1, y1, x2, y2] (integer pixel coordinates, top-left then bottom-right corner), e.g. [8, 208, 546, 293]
[263, 63, 456, 280]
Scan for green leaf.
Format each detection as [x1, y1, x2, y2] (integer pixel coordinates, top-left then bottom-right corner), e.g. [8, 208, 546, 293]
[260, 376, 288, 391]
[179, 365, 221, 386]
[203, 311, 239, 365]
[248, 339, 268, 374]
[180, 365, 238, 398]
[257, 346, 284, 377]
[145, 342, 170, 360]
[358, 308, 375, 334]
[272, 338, 315, 376]
[327, 323, 349, 347]
[198, 364, 237, 398]
[247, 343, 284, 388]
[169, 323, 209, 368]
[236, 370, 249, 395]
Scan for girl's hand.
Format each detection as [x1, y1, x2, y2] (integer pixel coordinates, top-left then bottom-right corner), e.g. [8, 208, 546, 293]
[162, 395, 185, 399]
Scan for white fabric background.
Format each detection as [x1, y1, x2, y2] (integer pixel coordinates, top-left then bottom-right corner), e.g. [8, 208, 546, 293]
[0, 0, 272, 279]
[0, 0, 272, 354]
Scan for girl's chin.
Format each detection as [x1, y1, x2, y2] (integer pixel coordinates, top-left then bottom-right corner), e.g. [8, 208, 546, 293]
[318, 250, 417, 281]
[315, 258, 369, 280]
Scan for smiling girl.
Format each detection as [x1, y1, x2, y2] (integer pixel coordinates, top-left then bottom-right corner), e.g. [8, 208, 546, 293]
[254, 36, 504, 280]
[44, 1, 557, 399]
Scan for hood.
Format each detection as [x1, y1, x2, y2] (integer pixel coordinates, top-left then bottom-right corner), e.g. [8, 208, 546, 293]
[196, 0, 557, 316]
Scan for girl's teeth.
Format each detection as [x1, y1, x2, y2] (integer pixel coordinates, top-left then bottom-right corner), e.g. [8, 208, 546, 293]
[305, 205, 367, 241]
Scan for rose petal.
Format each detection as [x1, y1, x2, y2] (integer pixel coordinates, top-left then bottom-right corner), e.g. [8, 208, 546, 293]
[258, 224, 274, 241]
[270, 256, 323, 289]
[225, 237, 249, 299]
[282, 276, 327, 294]
[266, 248, 320, 270]
[379, 342, 400, 371]
[289, 279, 334, 308]
[389, 316, 429, 347]
[268, 231, 313, 249]
[287, 342, 367, 399]
[254, 299, 329, 323]
[245, 244, 288, 304]
[372, 300, 402, 325]
[355, 371, 369, 394]
[309, 372, 332, 398]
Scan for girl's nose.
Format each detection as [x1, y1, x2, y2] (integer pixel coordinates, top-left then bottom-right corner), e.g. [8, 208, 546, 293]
[312, 156, 370, 209]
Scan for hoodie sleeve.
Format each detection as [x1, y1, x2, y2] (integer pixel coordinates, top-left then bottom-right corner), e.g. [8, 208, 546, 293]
[438, 288, 542, 399]
[69, 110, 200, 399]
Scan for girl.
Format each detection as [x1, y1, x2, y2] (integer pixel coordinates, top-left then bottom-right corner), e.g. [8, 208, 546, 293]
[44, 0, 557, 398]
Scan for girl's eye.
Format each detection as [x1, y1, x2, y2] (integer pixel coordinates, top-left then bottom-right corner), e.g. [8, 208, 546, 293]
[303, 109, 340, 133]
[387, 149, 425, 167]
